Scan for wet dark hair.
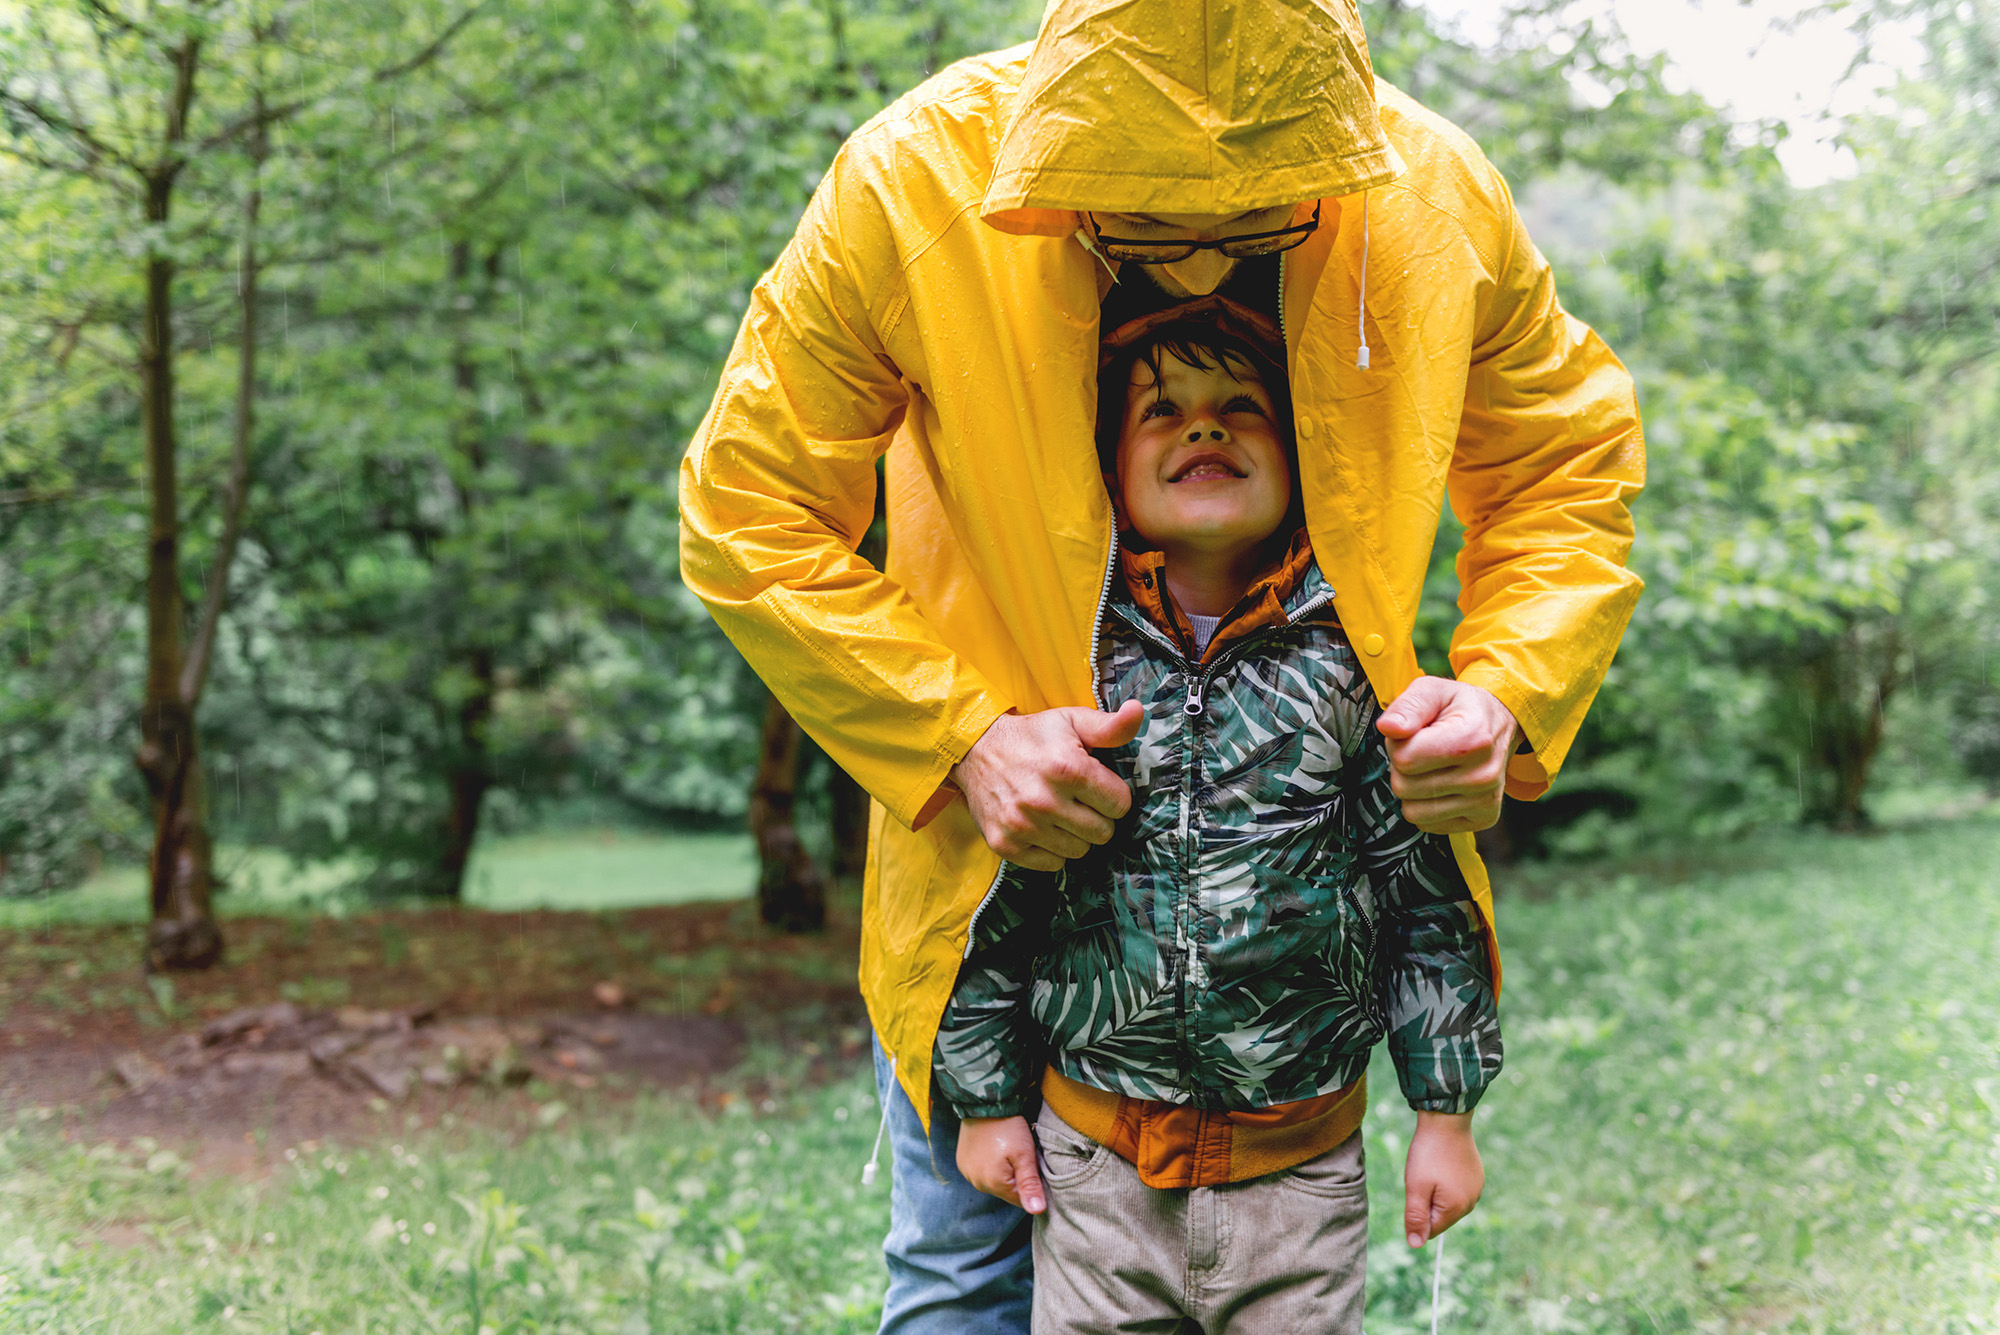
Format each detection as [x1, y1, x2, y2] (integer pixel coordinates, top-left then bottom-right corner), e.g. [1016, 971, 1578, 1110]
[1094, 320, 1296, 480]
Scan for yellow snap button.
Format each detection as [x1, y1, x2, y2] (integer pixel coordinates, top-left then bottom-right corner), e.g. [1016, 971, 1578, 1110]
[1296, 415, 1315, 439]
[1362, 633, 1385, 656]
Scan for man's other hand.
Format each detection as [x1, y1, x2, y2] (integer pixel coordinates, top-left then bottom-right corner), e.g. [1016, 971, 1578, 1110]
[952, 702, 1144, 871]
[956, 1114, 1046, 1214]
[1376, 677, 1521, 834]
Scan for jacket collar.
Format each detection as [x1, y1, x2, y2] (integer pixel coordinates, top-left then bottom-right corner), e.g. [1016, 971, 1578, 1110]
[1118, 525, 1329, 665]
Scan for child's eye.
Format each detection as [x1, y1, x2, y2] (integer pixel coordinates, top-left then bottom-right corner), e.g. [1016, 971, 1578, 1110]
[1223, 396, 1267, 417]
[1141, 398, 1179, 421]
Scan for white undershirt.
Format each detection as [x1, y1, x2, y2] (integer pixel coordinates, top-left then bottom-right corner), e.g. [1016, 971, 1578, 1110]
[1188, 613, 1222, 656]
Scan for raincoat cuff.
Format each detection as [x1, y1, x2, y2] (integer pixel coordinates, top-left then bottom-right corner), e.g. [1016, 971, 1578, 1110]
[912, 781, 961, 831]
[909, 691, 1012, 832]
[1505, 749, 1552, 802]
[1454, 666, 1552, 802]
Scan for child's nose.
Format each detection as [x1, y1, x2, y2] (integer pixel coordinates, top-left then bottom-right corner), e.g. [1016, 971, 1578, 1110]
[1185, 428, 1226, 442]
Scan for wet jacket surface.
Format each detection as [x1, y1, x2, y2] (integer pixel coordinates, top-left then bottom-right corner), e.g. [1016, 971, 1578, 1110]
[677, 1, 1643, 1124]
[933, 551, 1502, 1121]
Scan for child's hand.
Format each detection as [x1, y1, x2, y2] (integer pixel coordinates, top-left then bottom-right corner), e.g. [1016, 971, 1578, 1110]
[1403, 1110, 1483, 1247]
[956, 1114, 1046, 1214]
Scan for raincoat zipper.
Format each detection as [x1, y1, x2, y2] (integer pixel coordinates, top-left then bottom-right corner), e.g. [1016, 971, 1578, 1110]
[965, 515, 1123, 960]
[1279, 249, 1289, 350]
[961, 861, 1010, 961]
[1086, 513, 1121, 711]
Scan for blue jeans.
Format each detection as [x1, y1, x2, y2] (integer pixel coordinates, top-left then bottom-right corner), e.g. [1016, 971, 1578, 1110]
[872, 1034, 1034, 1335]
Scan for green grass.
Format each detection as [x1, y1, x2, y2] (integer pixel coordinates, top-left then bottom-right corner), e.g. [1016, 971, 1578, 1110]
[4, 819, 1998, 1331]
[461, 830, 754, 912]
[1396, 815, 2000, 1333]
[0, 1067, 889, 1334]
[0, 830, 754, 928]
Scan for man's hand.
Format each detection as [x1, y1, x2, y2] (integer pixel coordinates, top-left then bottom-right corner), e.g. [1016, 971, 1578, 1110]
[1404, 1110, 1483, 1248]
[1376, 677, 1522, 834]
[957, 1114, 1046, 1214]
[951, 702, 1144, 871]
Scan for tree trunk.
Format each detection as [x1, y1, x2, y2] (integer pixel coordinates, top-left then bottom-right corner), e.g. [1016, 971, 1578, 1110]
[181, 104, 263, 714]
[750, 694, 829, 932]
[1472, 814, 1515, 868]
[138, 699, 223, 972]
[1802, 621, 1900, 831]
[1823, 679, 1888, 832]
[433, 647, 496, 898]
[137, 156, 222, 971]
[826, 498, 888, 882]
[828, 764, 871, 881]
[420, 240, 502, 900]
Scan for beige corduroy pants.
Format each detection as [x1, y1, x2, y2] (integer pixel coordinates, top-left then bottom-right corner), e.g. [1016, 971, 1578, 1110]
[1029, 1102, 1370, 1334]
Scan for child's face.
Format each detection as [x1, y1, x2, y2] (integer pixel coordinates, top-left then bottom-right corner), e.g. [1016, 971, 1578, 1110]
[1115, 350, 1291, 559]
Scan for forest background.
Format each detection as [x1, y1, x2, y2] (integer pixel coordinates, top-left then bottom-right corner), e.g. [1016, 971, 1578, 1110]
[3, 0, 1999, 964]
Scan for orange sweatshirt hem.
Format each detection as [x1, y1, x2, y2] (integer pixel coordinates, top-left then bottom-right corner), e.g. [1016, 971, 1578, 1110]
[1041, 1066, 1367, 1189]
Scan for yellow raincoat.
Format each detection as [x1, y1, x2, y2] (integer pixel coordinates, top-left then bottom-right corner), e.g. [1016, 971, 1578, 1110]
[680, 0, 1644, 1125]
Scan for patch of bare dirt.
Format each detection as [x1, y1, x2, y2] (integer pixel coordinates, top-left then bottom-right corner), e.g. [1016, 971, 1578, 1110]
[0, 894, 869, 1170]
[86, 1001, 747, 1154]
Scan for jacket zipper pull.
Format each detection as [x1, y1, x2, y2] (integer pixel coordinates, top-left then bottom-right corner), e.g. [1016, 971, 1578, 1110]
[1184, 679, 1204, 717]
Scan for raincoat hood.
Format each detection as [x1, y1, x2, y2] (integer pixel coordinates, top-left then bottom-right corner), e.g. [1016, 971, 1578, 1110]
[982, 0, 1404, 236]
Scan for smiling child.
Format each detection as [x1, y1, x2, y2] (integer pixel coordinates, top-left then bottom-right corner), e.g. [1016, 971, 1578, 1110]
[930, 297, 1504, 1333]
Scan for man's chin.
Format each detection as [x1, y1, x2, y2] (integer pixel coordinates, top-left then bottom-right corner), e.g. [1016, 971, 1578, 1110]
[1135, 264, 1237, 300]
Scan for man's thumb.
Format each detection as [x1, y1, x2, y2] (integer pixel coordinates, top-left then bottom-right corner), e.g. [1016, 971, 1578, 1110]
[1071, 699, 1144, 750]
[1378, 676, 1453, 739]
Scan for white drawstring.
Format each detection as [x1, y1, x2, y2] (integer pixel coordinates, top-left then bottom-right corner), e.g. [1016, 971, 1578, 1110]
[1356, 190, 1372, 370]
[861, 1054, 896, 1186]
[1074, 227, 1119, 283]
[1431, 1232, 1446, 1334]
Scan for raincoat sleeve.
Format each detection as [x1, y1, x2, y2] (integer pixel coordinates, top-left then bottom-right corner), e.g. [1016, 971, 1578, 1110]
[1447, 167, 1645, 800]
[932, 877, 1047, 1120]
[1350, 734, 1504, 1115]
[678, 147, 1010, 830]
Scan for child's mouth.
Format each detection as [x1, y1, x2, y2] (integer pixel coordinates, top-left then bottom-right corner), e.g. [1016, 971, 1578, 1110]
[1170, 455, 1245, 482]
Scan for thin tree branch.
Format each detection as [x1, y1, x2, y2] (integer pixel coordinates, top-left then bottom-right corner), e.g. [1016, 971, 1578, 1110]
[180, 102, 263, 707]
[230, 148, 526, 275]
[161, 34, 201, 171]
[75, 0, 151, 40]
[0, 487, 89, 507]
[0, 90, 137, 173]
[426, 66, 582, 124]
[70, 332, 143, 376]
[87, 6, 142, 149]
[0, 140, 124, 187]
[1934, 171, 2000, 203]
[194, 92, 318, 153]
[371, 1, 490, 85]
[30, 7, 96, 149]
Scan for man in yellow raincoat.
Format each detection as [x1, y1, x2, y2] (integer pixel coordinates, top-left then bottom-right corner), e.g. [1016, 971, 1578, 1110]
[681, 0, 1642, 1327]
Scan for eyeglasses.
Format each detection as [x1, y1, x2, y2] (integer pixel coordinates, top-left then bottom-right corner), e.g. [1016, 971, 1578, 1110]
[1088, 203, 1321, 264]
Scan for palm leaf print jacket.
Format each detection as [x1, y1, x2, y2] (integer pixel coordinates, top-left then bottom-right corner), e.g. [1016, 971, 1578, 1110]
[934, 552, 1504, 1120]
